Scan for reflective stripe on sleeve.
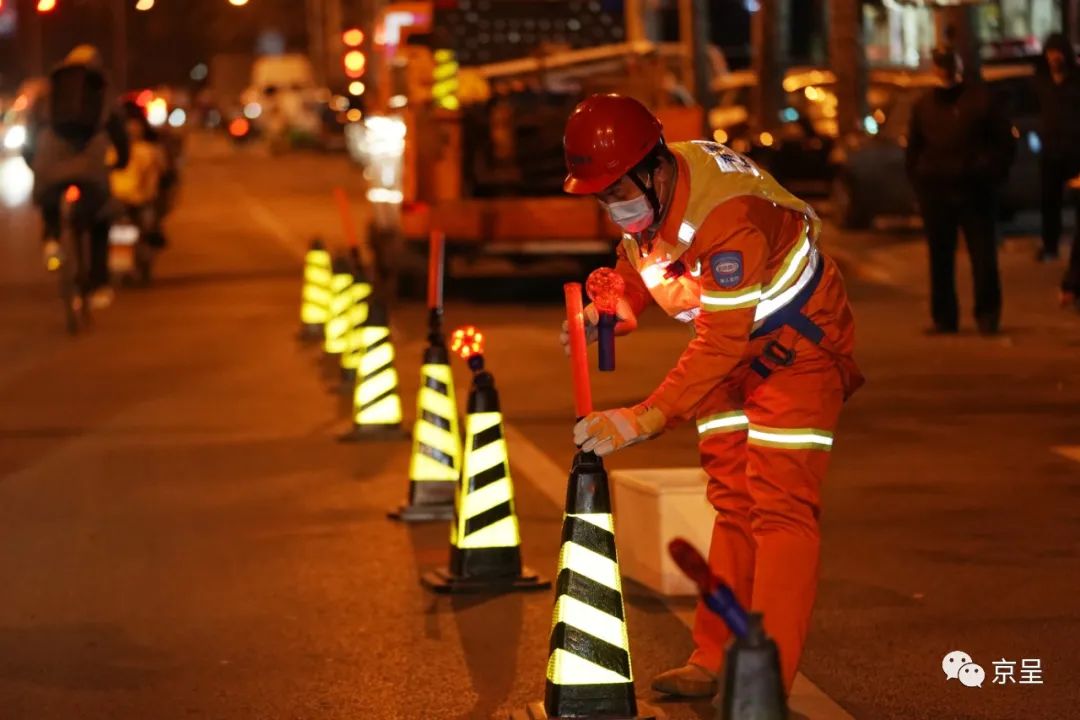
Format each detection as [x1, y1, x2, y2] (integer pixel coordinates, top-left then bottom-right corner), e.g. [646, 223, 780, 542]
[700, 284, 762, 311]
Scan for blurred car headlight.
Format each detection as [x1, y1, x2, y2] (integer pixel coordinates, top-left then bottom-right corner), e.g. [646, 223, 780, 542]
[1027, 131, 1041, 154]
[3, 124, 27, 151]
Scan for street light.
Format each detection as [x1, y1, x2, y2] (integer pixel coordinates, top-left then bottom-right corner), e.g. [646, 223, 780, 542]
[135, 0, 154, 10]
[36, 0, 57, 12]
[229, 0, 249, 6]
[344, 49, 366, 78]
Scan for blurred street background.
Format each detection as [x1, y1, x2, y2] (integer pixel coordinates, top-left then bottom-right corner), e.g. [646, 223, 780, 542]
[1, 1, 1079, 719]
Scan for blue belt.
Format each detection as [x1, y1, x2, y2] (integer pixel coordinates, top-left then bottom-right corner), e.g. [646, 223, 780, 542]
[749, 259, 826, 378]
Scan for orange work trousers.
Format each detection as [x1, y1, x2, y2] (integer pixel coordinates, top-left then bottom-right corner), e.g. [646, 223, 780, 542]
[687, 325, 852, 693]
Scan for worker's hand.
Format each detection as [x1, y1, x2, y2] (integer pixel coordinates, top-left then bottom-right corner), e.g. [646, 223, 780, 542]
[572, 404, 666, 457]
[559, 298, 638, 356]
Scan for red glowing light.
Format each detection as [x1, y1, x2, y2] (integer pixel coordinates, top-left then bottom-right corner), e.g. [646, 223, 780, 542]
[136, 89, 153, 107]
[451, 325, 484, 359]
[586, 268, 625, 314]
[228, 117, 250, 137]
[668, 538, 713, 595]
[64, 185, 80, 203]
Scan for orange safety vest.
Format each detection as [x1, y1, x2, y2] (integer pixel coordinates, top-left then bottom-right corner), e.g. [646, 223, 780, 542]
[619, 141, 822, 330]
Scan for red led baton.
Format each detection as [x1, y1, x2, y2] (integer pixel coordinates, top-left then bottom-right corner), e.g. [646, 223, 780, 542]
[563, 283, 593, 419]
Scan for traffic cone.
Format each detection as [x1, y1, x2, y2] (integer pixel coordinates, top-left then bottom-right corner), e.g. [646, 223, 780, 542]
[422, 329, 548, 593]
[299, 238, 331, 340]
[323, 255, 355, 358]
[511, 450, 660, 720]
[388, 338, 461, 522]
[340, 299, 406, 441]
[338, 265, 373, 389]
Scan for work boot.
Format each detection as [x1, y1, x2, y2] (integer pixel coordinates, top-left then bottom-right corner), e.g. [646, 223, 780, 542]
[651, 663, 719, 697]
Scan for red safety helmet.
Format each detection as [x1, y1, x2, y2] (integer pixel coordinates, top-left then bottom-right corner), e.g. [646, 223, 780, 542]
[563, 94, 663, 195]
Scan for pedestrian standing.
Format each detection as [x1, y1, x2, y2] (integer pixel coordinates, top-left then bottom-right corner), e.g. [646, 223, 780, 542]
[906, 46, 1016, 335]
[1034, 33, 1080, 307]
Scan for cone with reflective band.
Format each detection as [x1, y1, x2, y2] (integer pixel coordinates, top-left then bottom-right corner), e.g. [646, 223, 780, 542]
[422, 358, 548, 593]
[338, 267, 373, 386]
[299, 238, 331, 339]
[340, 300, 406, 441]
[510, 450, 659, 720]
[323, 256, 355, 356]
[389, 342, 461, 521]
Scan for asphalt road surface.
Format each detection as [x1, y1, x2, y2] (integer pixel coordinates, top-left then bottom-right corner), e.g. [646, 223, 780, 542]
[1, 135, 1078, 720]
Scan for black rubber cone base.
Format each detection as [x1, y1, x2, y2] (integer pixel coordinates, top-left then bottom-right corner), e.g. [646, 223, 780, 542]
[506, 699, 663, 720]
[387, 502, 454, 522]
[388, 480, 457, 522]
[420, 566, 550, 595]
[338, 424, 408, 442]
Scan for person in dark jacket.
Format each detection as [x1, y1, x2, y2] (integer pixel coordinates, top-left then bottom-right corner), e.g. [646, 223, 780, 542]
[1034, 33, 1080, 309]
[24, 45, 130, 309]
[906, 46, 1016, 335]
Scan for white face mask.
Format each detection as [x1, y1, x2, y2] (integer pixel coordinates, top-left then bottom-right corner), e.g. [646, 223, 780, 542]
[603, 194, 654, 233]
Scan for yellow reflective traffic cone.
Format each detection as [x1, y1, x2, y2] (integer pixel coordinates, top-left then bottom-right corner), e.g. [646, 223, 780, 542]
[511, 450, 661, 720]
[422, 327, 548, 593]
[323, 255, 354, 357]
[388, 337, 461, 521]
[338, 265, 373, 390]
[299, 238, 331, 340]
[340, 300, 406, 441]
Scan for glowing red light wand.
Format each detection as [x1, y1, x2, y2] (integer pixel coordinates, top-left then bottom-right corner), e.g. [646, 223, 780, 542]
[563, 283, 593, 419]
[586, 268, 625, 372]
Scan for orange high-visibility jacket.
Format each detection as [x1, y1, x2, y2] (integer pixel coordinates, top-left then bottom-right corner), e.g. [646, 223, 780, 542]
[614, 141, 859, 422]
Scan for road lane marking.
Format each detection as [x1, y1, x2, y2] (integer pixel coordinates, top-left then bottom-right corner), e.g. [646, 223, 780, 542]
[504, 421, 857, 720]
[1052, 446, 1080, 463]
[228, 180, 308, 262]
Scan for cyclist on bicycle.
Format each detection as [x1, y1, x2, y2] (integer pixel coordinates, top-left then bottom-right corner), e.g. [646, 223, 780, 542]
[23, 44, 130, 310]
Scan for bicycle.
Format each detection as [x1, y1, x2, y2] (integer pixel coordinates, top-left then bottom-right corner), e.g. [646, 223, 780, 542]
[54, 184, 93, 334]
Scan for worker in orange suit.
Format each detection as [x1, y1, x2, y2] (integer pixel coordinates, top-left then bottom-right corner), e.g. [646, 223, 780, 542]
[559, 94, 864, 697]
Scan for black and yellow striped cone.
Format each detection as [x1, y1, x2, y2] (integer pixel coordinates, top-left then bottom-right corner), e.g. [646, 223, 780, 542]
[323, 256, 355, 358]
[299, 238, 331, 340]
[338, 266, 373, 389]
[340, 300, 406, 441]
[512, 450, 661, 720]
[421, 353, 548, 593]
[388, 340, 461, 521]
